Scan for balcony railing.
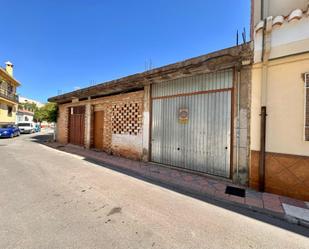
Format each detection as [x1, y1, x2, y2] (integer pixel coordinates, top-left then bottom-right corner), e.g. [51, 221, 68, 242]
[0, 87, 19, 103]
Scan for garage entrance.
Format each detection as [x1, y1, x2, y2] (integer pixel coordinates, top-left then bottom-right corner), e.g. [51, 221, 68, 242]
[151, 70, 233, 178]
[68, 106, 85, 146]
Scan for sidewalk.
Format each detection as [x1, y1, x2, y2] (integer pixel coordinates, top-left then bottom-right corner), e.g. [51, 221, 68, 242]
[44, 141, 309, 228]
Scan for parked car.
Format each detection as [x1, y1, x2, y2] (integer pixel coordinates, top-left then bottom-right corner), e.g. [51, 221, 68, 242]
[0, 124, 20, 138]
[34, 123, 41, 132]
[18, 122, 35, 134]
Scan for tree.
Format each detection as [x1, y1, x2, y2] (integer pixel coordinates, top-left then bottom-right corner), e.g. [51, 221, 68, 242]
[33, 108, 44, 122]
[34, 103, 58, 123]
[44, 102, 58, 122]
[19, 102, 38, 112]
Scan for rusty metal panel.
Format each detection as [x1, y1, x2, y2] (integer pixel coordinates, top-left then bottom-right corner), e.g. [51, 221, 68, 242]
[151, 71, 232, 177]
[152, 69, 233, 98]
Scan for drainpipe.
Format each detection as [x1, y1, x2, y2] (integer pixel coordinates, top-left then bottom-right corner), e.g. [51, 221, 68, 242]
[259, 107, 267, 191]
[261, 0, 264, 20]
[259, 16, 272, 192]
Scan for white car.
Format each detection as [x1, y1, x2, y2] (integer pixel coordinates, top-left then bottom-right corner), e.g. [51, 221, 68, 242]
[18, 122, 35, 134]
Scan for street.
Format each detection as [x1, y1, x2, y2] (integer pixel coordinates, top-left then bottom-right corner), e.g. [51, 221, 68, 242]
[0, 133, 308, 249]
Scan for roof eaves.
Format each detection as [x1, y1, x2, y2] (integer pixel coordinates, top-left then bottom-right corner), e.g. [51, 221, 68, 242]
[0, 67, 21, 86]
[49, 44, 252, 103]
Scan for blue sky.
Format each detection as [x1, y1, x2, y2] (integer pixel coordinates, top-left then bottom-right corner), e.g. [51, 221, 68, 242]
[0, 0, 250, 103]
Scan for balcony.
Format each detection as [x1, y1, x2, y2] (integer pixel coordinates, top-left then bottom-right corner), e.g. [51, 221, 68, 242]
[0, 87, 19, 103]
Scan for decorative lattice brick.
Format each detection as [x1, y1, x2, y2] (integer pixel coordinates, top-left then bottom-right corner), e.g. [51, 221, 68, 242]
[111, 102, 142, 135]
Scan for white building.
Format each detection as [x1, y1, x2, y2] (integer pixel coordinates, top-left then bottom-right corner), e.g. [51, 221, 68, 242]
[16, 109, 34, 123]
[19, 96, 44, 108]
[16, 96, 44, 123]
[250, 0, 309, 200]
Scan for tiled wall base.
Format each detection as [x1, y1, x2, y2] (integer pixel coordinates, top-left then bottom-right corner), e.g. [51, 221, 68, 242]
[250, 150, 309, 201]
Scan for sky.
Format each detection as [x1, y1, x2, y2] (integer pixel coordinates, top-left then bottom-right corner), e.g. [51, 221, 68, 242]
[0, 0, 251, 103]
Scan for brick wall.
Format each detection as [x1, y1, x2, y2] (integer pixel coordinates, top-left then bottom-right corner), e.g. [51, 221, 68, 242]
[57, 91, 145, 160]
[92, 91, 144, 160]
[56, 105, 69, 143]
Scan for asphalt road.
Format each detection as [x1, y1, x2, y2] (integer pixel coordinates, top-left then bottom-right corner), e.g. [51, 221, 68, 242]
[0, 132, 308, 249]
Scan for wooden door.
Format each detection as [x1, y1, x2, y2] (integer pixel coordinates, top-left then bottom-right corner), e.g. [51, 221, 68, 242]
[93, 111, 104, 150]
[68, 106, 85, 146]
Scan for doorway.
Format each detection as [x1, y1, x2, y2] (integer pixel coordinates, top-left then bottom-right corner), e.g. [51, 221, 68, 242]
[68, 106, 85, 146]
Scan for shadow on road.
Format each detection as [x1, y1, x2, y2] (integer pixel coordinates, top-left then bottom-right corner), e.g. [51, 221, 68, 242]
[30, 133, 309, 238]
[29, 133, 54, 143]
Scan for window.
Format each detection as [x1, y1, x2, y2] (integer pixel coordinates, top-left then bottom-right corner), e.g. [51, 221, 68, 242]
[18, 123, 30, 127]
[305, 73, 309, 141]
[7, 83, 13, 94]
[8, 105, 13, 117]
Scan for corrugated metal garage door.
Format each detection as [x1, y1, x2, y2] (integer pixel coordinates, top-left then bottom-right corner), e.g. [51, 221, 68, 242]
[151, 70, 233, 178]
[68, 106, 85, 146]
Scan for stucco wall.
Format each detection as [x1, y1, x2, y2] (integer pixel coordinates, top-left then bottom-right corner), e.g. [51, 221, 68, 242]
[16, 113, 34, 123]
[251, 53, 309, 156]
[252, 0, 308, 26]
[0, 102, 17, 124]
[254, 16, 309, 63]
[250, 53, 309, 201]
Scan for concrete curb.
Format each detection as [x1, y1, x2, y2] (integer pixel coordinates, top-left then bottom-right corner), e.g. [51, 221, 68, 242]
[284, 215, 309, 228]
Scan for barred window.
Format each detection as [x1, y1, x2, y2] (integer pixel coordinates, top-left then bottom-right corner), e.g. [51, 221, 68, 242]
[305, 73, 309, 141]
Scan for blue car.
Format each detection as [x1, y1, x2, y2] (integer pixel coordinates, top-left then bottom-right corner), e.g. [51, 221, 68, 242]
[0, 124, 20, 138]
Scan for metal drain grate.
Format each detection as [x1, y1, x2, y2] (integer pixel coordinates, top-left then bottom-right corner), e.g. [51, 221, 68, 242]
[225, 186, 246, 198]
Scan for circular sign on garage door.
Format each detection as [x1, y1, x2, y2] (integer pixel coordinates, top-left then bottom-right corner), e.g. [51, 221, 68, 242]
[178, 108, 189, 124]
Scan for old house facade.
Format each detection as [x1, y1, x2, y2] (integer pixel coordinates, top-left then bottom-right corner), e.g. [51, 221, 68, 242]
[49, 45, 252, 186]
[0, 62, 20, 124]
[250, 0, 309, 200]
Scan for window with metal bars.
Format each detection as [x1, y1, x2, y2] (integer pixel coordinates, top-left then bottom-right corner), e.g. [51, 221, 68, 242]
[305, 73, 309, 141]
